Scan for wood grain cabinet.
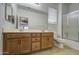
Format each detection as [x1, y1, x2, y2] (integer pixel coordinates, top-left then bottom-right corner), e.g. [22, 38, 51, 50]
[3, 32, 54, 55]
[3, 33, 31, 54]
[6, 39, 20, 54]
[42, 33, 54, 49]
[32, 42, 40, 51]
[20, 38, 31, 54]
[31, 33, 41, 52]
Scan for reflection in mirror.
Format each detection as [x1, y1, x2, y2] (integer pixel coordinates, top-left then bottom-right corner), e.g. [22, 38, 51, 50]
[18, 17, 28, 31]
[5, 3, 15, 24]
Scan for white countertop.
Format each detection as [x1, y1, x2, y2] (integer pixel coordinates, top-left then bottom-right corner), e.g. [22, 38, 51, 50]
[3, 29, 53, 32]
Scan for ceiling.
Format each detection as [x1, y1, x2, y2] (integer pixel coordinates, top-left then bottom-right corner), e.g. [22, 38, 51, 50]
[17, 3, 58, 14]
[7, 3, 71, 14]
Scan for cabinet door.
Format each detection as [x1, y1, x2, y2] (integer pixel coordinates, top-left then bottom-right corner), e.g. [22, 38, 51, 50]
[41, 37, 47, 49]
[46, 37, 53, 48]
[32, 42, 40, 51]
[6, 39, 20, 54]
[42, 37, 53, 49]
[21, 38, 31, 54]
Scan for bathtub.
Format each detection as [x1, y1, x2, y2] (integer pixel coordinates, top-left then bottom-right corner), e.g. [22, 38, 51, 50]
[55, 38, 79, 51]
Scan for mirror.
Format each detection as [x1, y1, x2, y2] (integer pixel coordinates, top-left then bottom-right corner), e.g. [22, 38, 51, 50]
[5, 3, 28, 30]
[18, 16, 28, 31]
[5, 3, 15, 24]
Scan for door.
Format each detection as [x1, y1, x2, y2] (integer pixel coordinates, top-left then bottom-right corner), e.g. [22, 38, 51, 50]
[21, 38, 31, 54]
[6, 39, 20, 54]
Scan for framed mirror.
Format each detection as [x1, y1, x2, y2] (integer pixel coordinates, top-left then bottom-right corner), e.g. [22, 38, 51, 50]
[5, 3, 15, 24]
[18, 16, 28, 31]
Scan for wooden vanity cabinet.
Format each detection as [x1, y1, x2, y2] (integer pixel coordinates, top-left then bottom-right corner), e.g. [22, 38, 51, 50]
[3, 32, 54, 55]
[20, 37, 31, 54]
[3, 33, 31, 54]
[31, 33, 41, 52]
[42, 33, 54, 49]
[6, 39, 20, 54]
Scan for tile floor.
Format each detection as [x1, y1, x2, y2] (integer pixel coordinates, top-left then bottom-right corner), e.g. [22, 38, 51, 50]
[31, 46, 79, 55]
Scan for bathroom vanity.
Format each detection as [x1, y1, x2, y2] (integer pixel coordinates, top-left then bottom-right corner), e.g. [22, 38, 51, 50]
[3, 32, 54, 55]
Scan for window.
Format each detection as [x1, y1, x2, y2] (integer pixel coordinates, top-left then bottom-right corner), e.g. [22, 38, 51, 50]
[48, 8, 57, 24]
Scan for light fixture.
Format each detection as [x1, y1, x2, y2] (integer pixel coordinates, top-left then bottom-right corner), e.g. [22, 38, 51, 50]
[34, 3, 40, 6]
[27, 3, 41, 7]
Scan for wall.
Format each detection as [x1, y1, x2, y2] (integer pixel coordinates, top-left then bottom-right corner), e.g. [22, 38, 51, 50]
[48, 7, 57, 33]
[47, 3, 68, 35]
[3, 4, 16, 32]
[17, 7, 48, 31]
[17, 4, 59, 32]
[3, 21, 16, 32]
[48, 24, 57, 33]
[48, 4, 69, 35]
[5, 4, 48, 31]
[0, 4, 5, 54]
[6, 4, 59, 32]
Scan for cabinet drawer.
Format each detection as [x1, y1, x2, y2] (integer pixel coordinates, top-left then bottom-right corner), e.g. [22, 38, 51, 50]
[42, 33, 53, 37]
[32, 42, 40, 47]
[4, 33, 31, 38]
[32, 38, 40, 42]
[32, 33, 41, 37]
[32, 42, 40, 51]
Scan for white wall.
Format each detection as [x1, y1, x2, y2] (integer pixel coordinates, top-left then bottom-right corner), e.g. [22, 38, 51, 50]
[48, 4, 69, 35]
[0, 4, 5, 54]
[5, 4, 58, 32]
[5, 4, 48, 32]
[17, 7, 48, 30]
[17, 3, 59, 32]
[3, 21, 16, 32]
[48, 24, 57, 33]
[3, 4, 16, 32]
